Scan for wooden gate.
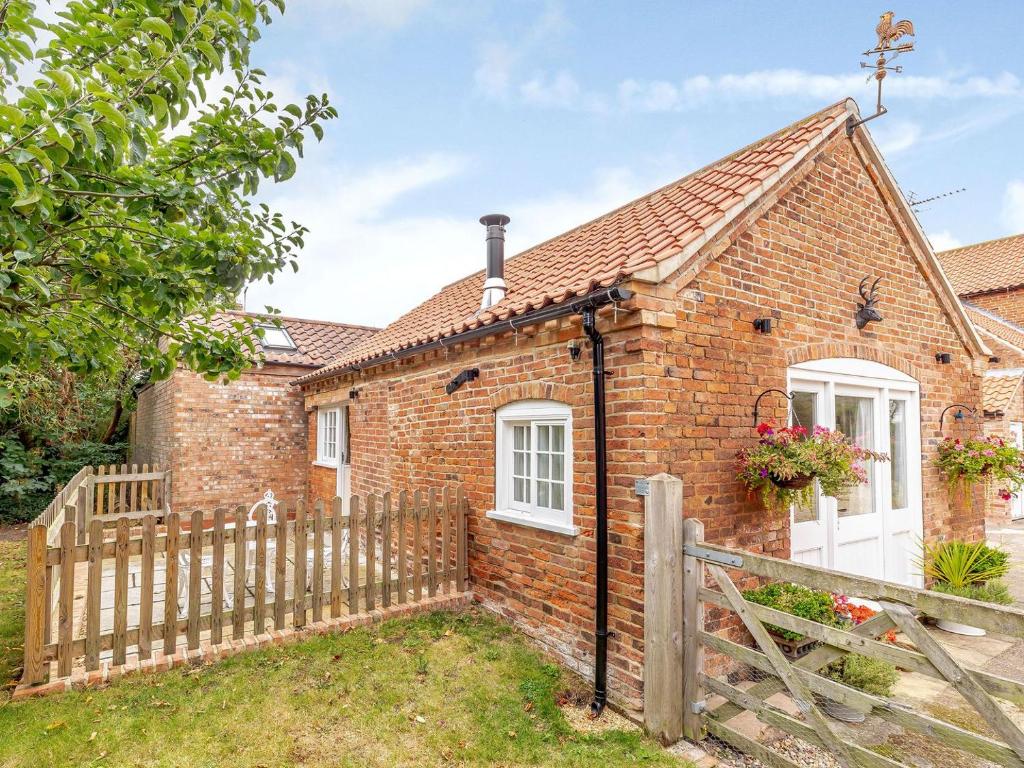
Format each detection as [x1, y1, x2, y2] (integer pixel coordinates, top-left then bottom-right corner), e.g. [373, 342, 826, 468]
[642, 474, 1024, 768]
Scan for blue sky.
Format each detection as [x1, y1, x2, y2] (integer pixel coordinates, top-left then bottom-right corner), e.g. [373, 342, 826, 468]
[242, 1, 1024, 327]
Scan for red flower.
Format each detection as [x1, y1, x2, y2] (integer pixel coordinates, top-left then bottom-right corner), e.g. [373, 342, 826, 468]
[998, 489, 1013, 501]
[789, 425, 808, 437]
[756, 422, 775, 436]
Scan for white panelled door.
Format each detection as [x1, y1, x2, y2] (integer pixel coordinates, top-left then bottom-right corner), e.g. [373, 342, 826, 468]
[788, 359, 923, 586]
[1011, 422, 1024, 521]
[335, 406, 351, 513]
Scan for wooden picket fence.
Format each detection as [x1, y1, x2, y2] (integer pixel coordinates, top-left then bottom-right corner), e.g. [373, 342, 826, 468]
[22, 487, 469, 686]
[30, 464, 172, 547]
[643, 474, 1024, 768]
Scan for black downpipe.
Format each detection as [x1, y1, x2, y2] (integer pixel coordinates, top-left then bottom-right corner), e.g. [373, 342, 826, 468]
[582, 306, 608, 717]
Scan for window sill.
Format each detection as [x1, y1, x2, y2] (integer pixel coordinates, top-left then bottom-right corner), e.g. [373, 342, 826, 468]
[485, 509, 579, 537]
[312, 460, 338, 469]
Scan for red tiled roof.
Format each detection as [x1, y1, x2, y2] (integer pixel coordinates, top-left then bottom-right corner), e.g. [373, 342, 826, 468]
[303, 100, 854, 381]
[937, 233, 1024, 296]
[982, 374, 1022, 415]
[211, 311, 379, 367]
[963, 304, 1024, 355]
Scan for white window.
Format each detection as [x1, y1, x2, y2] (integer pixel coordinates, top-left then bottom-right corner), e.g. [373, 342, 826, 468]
[489, 400, 576, 535]
[257, 323, 296, 350]
[316, 407, 339, 466]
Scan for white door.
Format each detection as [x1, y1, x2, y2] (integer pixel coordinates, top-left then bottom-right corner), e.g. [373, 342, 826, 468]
[336, 406, 351, 513]
[789, 359, 923, 586]
[1011, 422, 1024, 520]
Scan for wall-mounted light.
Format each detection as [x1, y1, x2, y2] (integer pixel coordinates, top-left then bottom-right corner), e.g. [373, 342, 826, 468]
[348, 388, 360, 399]
[935, 353, 952, 365]
[939, 403, 975, 431]
[445, 368, 479, 395]
[989, 356, 1001, 364]
[753, 318, 773, 334]
[567, 342, 582, 362]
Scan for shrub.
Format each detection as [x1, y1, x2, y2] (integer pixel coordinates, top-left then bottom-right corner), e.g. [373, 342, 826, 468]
[917, 539, 1010, 590]
[742, 583, 843, 641]
[931, 579, 1014, 606]
[824, 654, 898, 697]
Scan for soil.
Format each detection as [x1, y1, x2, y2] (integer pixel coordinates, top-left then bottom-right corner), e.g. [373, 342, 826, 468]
[0, 524, 27, 543]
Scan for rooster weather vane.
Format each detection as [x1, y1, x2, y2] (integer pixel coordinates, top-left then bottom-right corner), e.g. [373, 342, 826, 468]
[847, 10, 915, 134]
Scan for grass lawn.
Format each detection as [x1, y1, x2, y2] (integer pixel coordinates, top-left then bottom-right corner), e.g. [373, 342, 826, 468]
[0, 536, 681, 768]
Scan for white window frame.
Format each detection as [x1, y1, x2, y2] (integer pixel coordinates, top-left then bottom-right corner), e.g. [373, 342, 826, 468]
[315, 406, 340, 467]
[488, 400, 577, 536]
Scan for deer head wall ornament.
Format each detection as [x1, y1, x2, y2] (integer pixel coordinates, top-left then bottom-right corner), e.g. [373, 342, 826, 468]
[855, 276, 883, 329]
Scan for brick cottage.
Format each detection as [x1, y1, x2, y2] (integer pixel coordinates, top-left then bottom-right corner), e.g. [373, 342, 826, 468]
[131, 311, 377, 511]
[938, 234, 1024, 527]
[294, 98, 990, 714]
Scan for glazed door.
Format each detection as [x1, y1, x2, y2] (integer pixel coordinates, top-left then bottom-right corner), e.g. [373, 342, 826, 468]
[883, 392, 923, 584]
[831, 385, 885, 580]
[336, 406, 351, 514]
[789, 383, 828, 567]
[1012, 423, 1024, 520]
[788, 359, 923, 586]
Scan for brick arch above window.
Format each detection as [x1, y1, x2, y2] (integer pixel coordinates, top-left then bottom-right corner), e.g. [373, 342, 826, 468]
[785, 342, 920, 382]
[489, 381, 577, 411]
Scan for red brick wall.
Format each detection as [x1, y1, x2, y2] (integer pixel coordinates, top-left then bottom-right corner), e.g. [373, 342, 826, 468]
[969, 288, 1024, 326]
[301, 130, 984, 713]
[132, 377, 177, 472]
[132, 365, 311, 512]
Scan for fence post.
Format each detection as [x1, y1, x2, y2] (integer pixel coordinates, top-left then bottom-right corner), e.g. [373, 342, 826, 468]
[456, 486, 468, 592]
[22, 525, 47, 686]
[642, 473, 684, 744]
[75, 484, 88, 546]
[682, 517, 705, 741]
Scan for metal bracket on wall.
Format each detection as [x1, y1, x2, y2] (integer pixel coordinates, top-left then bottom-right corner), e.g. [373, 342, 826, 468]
[683, 544, 743, 568]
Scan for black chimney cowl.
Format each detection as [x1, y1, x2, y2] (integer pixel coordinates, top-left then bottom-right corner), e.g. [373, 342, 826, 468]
[480, 214, 510, 310]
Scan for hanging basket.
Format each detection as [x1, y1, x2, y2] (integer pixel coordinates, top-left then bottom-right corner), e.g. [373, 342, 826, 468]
[769, 474, 815, 490]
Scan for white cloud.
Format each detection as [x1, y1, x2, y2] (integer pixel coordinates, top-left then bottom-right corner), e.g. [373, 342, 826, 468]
[473, 3, 570, 102]
[1003, 181, 1024, 231]
[616, 69, 1024, 112]
[519, 70, 607, 113]
[928, 231, 963, 252]
[244, 153, 663, 328]
[474, 42, 518, 98]
[872, 120, 922, 155]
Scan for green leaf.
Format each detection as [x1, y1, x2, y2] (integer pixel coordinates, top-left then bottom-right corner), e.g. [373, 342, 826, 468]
[283, 104, 302, 119]
[310, 123, 324, 142]
[13, 189, 42, 208]
[44, 69, 76, 96]
[0, 105, 26, 129]
[273, 151, 296, 182]
[92, 101, 126, 130]
[147, 93, 168, 125]
[196, 41, 222, 70]
[0, 162, 27, 196]
[140, 17, 173, 40]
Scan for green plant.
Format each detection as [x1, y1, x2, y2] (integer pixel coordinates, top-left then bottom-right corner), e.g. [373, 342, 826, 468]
[930, 580, 1014, 606]
[917, 539, 1010, 591]
[935, 436, 1024, 501]
[737, 423, 888, 512]
[742, 583, 844, 641]
[824, 654, 898, 697]
[0, 0, 337, 390]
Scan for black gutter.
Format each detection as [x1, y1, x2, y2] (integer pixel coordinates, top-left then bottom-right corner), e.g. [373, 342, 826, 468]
[294, 285, 634, 385]
[581, 305, 610, 717]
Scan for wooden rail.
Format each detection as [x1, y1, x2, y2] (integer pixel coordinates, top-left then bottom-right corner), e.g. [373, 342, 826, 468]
[21, 486, 470, 687]
[683, 520, 1024, 768]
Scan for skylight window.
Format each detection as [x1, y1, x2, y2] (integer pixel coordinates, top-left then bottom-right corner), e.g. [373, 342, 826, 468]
[257, 324, 296, 350]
